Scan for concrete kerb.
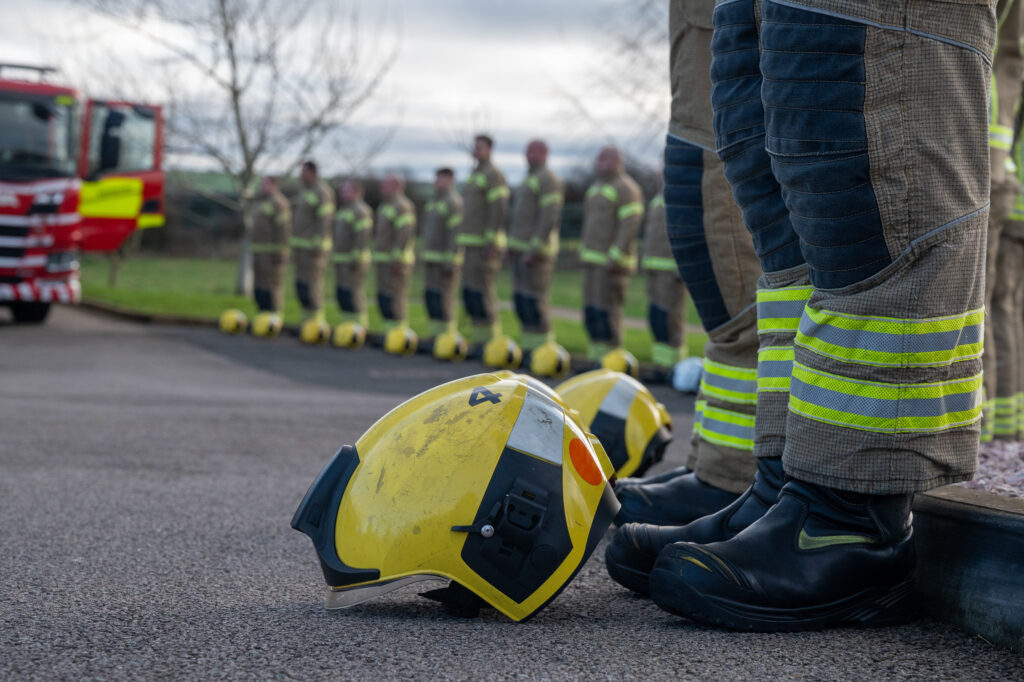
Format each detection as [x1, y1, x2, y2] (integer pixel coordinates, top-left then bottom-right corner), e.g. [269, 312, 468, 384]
[913, 487, 1024, 654]
[79, 300, 1023, 653]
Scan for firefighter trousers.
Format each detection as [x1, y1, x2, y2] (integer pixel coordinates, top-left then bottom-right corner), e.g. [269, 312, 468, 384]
[665, 2, 763, 494]
[294, 247, 327, 314]
[645, 269, 687, 368]
[582, 265, 628, 353]
[376, 263, 409, 326]
[253, 252, 286, 313]
[461, 246, 501, 342]
[511, 250, 554, 349]
[711, 0, 992, 494]
[335, 262, 368, 325]
[983, 0, 1024, 438]
[424, 263, 458, 335]
[991, 231, 1024, 440]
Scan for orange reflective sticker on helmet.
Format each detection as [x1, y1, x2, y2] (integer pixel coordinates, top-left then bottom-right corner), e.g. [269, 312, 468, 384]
[569, 437, 603, 486]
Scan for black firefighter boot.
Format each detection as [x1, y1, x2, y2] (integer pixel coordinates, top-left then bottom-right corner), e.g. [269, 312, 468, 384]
[605, 456, 784, 595]
[649, 479, 917, 632]
[614, 471, 740, 527]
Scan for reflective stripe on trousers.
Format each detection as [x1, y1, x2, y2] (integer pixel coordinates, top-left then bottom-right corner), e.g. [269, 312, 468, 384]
[694, 399, 756, 452]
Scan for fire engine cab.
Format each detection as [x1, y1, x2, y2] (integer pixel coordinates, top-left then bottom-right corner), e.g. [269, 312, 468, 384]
[0, 64, 164, 323]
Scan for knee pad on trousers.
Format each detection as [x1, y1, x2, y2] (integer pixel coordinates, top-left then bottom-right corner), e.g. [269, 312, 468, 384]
[522, 296, 540, 328]
[648, 303, 669, 343]
[584, 305, 597, 340]
[296, 281, 312, 310]
[513, 292, 525, 322]
[585, 305, 611, 342]
[336, 287, 355, 313]
[378, 292, 394, 321]
[663, 137, 731, 332]
[710, 1, 803, 275]
[425, 289, 444, 320]
[463, 288, 485, 321]
[595, 308, 612, 342]
[758, 2, 890, 289]
[254, 288, 273, 312]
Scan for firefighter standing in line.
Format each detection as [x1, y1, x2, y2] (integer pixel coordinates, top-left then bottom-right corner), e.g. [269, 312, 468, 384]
[457, 134, 510, 352]
[373, 174, 416, 332]
[579, 146, 645, 362]
[983, 0, 1024, 441]
[332, 179, 374, 328]
[640, 188, 688, 376]
[251, 175, 291, 316]
[291, 161, 335, 320]
[991, 80, 1024, 442]
[421, 168, 464, 339]
[508, 139, 565, 354]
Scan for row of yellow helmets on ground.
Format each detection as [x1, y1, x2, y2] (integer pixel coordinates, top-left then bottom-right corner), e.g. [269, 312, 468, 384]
[217, 308, 641, 379]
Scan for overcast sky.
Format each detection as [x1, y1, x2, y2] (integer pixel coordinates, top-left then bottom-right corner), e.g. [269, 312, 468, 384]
[2, 0, 668, 183]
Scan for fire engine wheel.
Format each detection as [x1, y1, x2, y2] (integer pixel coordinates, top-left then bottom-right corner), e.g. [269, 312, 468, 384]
[9, 302, 51, 324]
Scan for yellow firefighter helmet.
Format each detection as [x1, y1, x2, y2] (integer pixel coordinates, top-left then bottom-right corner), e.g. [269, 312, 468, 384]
[554, 369, 672, 479]
[300, 318, 332, 345]
[333, 322, 367, 350]
[433, 331, 468, 362]
[218, 309, 248, 335]
[251, 312, 283, 339]
[291, 373, 620, 621]
[483, 335, 522, 369]
[529, 342, 571, 379]
[385, 325, 418, 356]
[600, 348, 639, 378]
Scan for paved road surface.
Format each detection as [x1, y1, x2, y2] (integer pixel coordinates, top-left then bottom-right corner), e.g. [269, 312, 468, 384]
[1, 307, 1020, 680]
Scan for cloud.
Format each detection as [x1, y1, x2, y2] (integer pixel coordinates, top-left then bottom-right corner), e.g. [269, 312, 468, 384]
[3, 0, 668, 180]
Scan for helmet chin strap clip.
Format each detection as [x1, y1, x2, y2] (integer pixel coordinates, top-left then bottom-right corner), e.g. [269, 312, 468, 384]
[420, 582, 487, 618]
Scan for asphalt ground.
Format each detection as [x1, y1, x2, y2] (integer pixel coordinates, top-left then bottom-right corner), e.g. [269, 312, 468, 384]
[1, 306, 1021, 681]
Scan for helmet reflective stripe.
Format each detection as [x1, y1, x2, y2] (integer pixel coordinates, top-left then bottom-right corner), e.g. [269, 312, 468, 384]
[506, 391, 566, 465]
[598, 376, 641, 420]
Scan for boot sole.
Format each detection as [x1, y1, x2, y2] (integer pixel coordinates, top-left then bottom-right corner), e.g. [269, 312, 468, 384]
[649, 569, 918, 632]
[604, 556, 653, 596]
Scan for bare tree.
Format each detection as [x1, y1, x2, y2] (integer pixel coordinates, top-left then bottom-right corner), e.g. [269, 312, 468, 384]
[556, 0, 669, 170]
[70, 0, 399, 294]
[439, 105, 499, 155]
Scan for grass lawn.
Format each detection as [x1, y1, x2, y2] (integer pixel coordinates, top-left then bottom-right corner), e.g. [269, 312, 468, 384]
[80, 255, 707, 361]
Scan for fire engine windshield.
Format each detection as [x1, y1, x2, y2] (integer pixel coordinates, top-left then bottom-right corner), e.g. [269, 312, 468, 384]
[0, 93, 75, 181]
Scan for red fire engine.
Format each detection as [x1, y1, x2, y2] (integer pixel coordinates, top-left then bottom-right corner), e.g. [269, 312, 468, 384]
[0, 64, 164, 323]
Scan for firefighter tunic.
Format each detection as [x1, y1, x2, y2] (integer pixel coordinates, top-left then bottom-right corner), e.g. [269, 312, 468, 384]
[373, 193, 417, 326]
[580, 170, 645, 354]
[457, 159, 509, 341]
[332, 199, 374, 324]
[509, 164, 564, 349]
[251, 187, 292, 313]
[291, 179, 335, 314]
[421, 188, 464, 334]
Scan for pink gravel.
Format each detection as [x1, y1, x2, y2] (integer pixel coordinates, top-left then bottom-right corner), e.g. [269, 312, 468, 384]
[957, 440, 1024, 498]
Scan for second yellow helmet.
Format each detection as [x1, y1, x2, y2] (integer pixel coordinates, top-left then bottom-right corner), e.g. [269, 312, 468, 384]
[555, 369, 672, 479]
